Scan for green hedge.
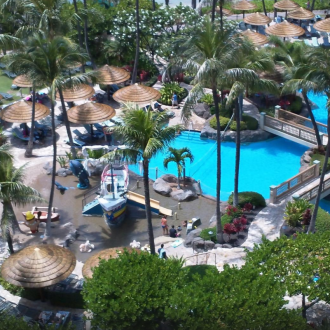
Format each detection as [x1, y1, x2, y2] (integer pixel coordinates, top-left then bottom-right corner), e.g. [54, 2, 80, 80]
[230, 121, 247, 131]
[316, 207, 330, 232]
[185, 265, 218, 281]
[209, 116, 230, 130]
[288, 96, 303, 114]
[228, 191, 266, 207]
[242, 114, 258, 130]
[310, 152, 330, 174]
[210, 114, 258, 131]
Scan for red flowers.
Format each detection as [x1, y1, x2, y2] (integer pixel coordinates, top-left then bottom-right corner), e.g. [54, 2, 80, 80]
[223, 215, 247, 240]
[243, 203, 253, 212]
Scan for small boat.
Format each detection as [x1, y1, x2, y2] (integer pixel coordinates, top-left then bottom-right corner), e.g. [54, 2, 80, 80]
[98, 163, 129, 228]
[22, 206, 60, 223]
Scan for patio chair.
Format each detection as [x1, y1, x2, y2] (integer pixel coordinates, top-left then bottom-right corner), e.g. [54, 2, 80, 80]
[64, 138, 86, 148]
[312, 37, 319, 47]
[310, 25, 320, 37]
[0, 63, 6, 69]
[323, 37, 330, 47]
[73, 129, 90, 141]
[0, 92, 13, 100]
[83, 124, 104, 139]
[93, 123, 105, 132]
[35, 121, 51, 133]
[304, 39, 311, 46]
[12, 127, 35, 142]
[238, 21, 246, 31]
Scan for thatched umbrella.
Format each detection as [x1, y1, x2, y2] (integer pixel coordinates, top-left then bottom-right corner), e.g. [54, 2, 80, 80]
[265, 20, 305, 39]
[67, 102, 116, 138]
[98, 65, 130, 100]
[55, 84, 95, 102]
[0, 100, 50, 123]
[232, 0, 257, 18]
[1, 245, 76, 288]
[274, 0, 299, 18]
[243, 12, 272, 31]
[241, 29, 269, 46]
[113, 84, 161, 106]
[215, 6, 233, 16]
[314, 18, 330, 32]
[287, 7, 315, 24]
[13, 75, 33, 88]
[82, 247, 141, 278]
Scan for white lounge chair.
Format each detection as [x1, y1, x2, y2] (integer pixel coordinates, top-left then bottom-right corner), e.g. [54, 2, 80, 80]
[312, 37, 319, 47]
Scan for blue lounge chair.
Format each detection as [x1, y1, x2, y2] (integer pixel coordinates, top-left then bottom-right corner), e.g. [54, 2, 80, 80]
[238, 21, 246, 31]
[0, 92, 13, 100]
[83, 124, 104, 139]
[312, 37, 319, 47]
[2, 70, 16, 78]
[64, 138, 86, 148]
[35, 121, 51, 132]
[73, 129, 90, 141]
[323, 37, 330, 47]
[12, 127, 35, 142]
[310, 25, 320, 37]
[93, 123, 105, 133]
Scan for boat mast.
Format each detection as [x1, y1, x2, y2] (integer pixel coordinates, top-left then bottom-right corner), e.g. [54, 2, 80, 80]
[111, 163, 115, 199]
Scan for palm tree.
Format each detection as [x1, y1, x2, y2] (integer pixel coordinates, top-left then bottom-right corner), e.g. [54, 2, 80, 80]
[163, 147, 194, 189]
[7, 35, 92, 236]
[177, 17, 256, 243]
[298, 47, 330, 233]
[0, 158, 43, 253]
[104, 105, 180, 254]
[131, 0, 139, 84]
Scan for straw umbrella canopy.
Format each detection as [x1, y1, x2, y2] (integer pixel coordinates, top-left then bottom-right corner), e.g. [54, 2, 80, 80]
[243, 12, 272, 26]
[0, 100, 50, 123]
[265, 20, 305, 38]
[215, 7, 233, 16]
[82, 247, 141, 278]
[314, 18, 330, 32]
[113, 84, 161, 106]
[241, 29, 269, 46]
[98, 65, 130, 100]
[13, 75, 33, 88]
[288, 7, 315, 20]
[232, 0, 257, 18]
[274, 0, 299, 18]
[67, 102, 116, 124]
[1, 245, 76, 288]
[55, 84, 95, 102]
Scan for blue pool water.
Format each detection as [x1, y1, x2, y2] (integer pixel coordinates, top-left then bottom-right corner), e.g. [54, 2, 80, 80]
[129, 132, 307, 200]
[307, 91, 328, 129]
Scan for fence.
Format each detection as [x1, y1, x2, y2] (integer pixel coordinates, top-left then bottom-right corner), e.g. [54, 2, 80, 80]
[299, 175, 330, 201]
[269, 161, 320, 204]
[183, 251, 217, 267]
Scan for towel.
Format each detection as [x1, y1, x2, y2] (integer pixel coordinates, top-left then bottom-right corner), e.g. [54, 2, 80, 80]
[171, 239, 183, 248]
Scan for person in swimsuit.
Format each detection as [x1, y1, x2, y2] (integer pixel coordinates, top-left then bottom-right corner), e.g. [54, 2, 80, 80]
[161, 215, 168, 235]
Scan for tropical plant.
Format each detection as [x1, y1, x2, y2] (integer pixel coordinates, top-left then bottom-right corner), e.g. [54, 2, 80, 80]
[103, 105, 180, 254]
[200, 93, 214, 106]
[56, 156, 67, 168]
[284, 199, 313, 227]
[228, 191, 266, 207]
[159, 82, 186, 106]
[0, 158, 43, 253]
[7, 35, 93, 236]
[163, 147, 194, 189]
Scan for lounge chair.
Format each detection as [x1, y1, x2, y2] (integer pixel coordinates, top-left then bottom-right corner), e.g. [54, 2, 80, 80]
[304, 39, 311, 46]
[64, 138, 86, 148]
[12, 127, 35, 142]
[0, 92, 13, 100]
[35, 121, 51, 132]
[73, 129, 90, 141]
[0, 63, 6, 69]
[83, 124, 104, 139]
[238, 21, 246, 31]
[93, 123, 105, 133]
[310, 25, 320, 37]
[323, 37, 330, 47]
[2, 70, 16, 78]
[312, 37, 319, 47]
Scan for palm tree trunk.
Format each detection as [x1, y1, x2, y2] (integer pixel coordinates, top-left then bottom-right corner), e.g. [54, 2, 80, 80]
[5, 227, 14, 254]
[211, 0, 216, 23]
[58, 88, 77, 158]
[177, 165, 181, 190]
[132, 0, 139, 85]
[233, 98, 241, 207]
[152, 0, 155, 10]
[83, 0, 95, 69]
[45, 101, 57, 237]
[212, 86, 224, 244]
[220, 4, 223, 31]
[143, 158, 155, 254]
[7, 201, 23, 234]
[25, 87, 36, 158]
[262, 0, 267, 16]
[72, 0, 85, 73]
[274, 0, 277, 17]
[311, 0, 315, 11]
[302, 92, 322, 148]
[308, 109, 330, 233]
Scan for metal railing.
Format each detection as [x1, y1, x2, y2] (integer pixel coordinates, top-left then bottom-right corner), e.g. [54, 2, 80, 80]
[299, 175, 330, 201]
[269, 162, 320, 204]
[183, 251, 217, 267]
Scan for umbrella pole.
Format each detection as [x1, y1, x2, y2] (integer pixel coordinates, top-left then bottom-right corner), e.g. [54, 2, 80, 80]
[111, 164, 115, 199]
[107, 85, 110, 101]
[90, 124, 94, 142]
[39, 288, 45, 302]
[243, 11, 245, 19]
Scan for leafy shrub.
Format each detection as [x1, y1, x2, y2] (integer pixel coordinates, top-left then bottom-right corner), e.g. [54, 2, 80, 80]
[225, 205, 243, 218]
[209, 116, 230, 130]
[242, 114, 258, 130]
[221, 214, 233, 226]
[185, 265, 218, 281]
[228, 191, 266, 207]
[144, 75, 158, 87]
[200, 227, 216, 242]
[230, 121, 247, 131]
[284, 199, 313, 227]
[310, 152, 330, 174]
[87, 148, 106, 159]
[65, 151, 83, 160]
[287, 96, 303, 114]
[200, 94, 214, 106]
[223, 223, 237, 238]
[56, 156, 67, 168]
[315, 207, 330, 232]
[159, 82, 187, 105]
[183, 76, 194, 84]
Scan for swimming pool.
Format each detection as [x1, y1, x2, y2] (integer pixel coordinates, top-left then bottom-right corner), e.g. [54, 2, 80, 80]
[129, 132, 307, 200]
[307, 91, 328, 128]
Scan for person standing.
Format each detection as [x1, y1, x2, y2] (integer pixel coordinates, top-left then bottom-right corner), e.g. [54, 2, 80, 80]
[172, 93, 178, 109]
[161, 215, 168, 235]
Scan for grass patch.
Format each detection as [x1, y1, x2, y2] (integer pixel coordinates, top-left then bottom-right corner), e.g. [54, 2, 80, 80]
[316, 207, 330, 232]
[310, 152, 330, 174]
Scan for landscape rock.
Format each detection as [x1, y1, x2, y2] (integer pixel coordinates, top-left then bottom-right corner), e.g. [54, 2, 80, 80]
[161, 174, 178, 184]
[193, 103, 209, 117]
[192, 182, 202, 195]
[43, 162, 52, 175]
[153, 178, 172, 196]
[191, 237, 205, 249]
[56, 168, 73, 177]
[202, 111, 211, 119]
[222, 244, 232, 249]
[204, 240, 215, 250]
[214, 244, 223, 248]
[184, 228, 202, 247]
[170, 189, 197, 201]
